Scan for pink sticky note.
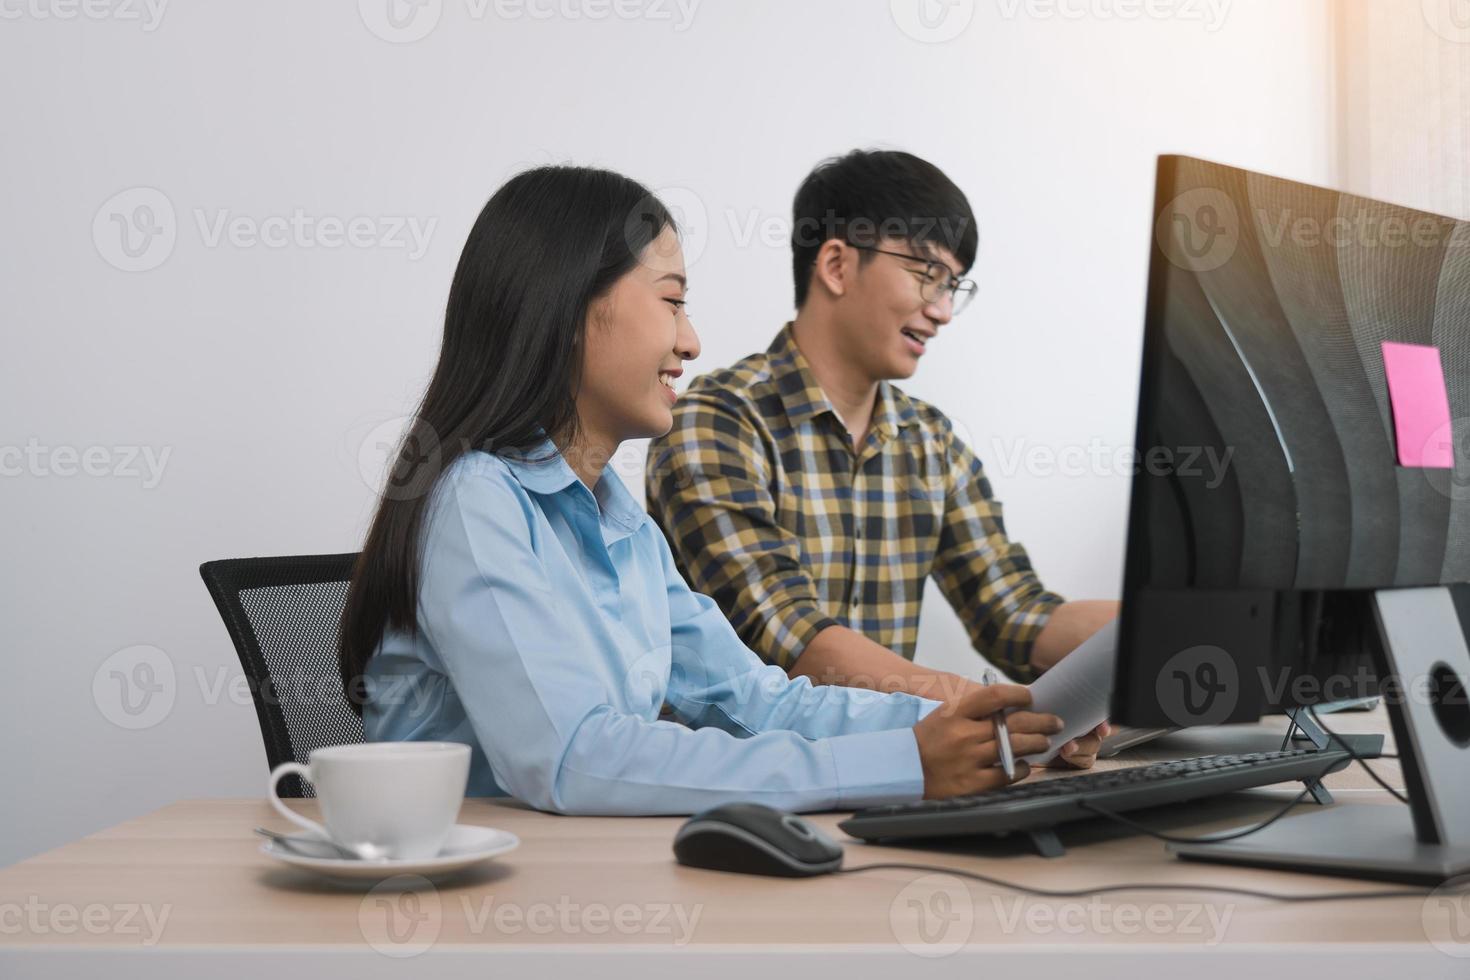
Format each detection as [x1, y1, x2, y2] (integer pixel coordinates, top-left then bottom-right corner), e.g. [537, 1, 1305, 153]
[1382, 341, 1454, 468]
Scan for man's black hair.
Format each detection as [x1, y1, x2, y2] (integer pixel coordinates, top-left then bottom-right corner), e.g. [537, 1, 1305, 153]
[790, 148, 978, 308]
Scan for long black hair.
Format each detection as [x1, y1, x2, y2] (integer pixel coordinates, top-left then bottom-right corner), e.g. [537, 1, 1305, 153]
[338, 166, 674, 712]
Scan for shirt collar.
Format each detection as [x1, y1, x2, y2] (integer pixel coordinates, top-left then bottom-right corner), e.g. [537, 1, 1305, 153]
[497, 434, 645, 532]
[767, 322, 924, 437]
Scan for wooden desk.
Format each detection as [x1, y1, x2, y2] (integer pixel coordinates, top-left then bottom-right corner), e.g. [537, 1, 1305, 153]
[2, 709, 1465, 978]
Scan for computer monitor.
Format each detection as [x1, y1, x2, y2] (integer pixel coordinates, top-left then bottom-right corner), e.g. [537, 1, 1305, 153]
[1111, 155, 1470, 882]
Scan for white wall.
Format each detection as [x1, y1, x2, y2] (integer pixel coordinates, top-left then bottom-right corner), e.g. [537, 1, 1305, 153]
[1, 0, 1335, 866]
[1338, 0, 1470, 219]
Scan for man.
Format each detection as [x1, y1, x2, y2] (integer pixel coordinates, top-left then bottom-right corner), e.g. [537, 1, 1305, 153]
[646, 149, 1115, 763]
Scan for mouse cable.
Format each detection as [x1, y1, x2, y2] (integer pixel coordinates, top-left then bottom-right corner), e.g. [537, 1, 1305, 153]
[834, 862, 1462, 904]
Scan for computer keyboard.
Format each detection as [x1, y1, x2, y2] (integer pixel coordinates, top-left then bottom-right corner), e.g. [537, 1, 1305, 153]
[839, 749, 1353, 849]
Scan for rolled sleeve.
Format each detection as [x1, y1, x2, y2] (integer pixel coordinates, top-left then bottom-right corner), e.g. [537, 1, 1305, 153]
[929, 423, 1066, 683]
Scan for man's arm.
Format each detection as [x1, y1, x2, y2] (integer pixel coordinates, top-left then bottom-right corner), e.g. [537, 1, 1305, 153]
[1030, 599, 1121, 673]
[927, 418, 1069, 683]
[789, 624, 981, 702]
[646, 393, 976, 703]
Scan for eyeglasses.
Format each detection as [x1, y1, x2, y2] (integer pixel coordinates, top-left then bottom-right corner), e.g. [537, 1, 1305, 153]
[848, 244, 977, 316]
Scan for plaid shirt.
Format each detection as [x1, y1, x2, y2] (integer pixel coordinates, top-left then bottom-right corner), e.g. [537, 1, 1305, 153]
[645, 323, 1064, 682]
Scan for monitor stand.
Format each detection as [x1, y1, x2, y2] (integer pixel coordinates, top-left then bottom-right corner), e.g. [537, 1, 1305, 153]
[1171, 586, 1470, 885]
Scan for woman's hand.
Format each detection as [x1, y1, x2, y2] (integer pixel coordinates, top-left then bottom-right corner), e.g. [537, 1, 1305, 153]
[912, 684, 1065, 799]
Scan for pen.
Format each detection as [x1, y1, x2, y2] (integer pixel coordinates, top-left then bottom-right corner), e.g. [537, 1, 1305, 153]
[982, 667, 1017, 780]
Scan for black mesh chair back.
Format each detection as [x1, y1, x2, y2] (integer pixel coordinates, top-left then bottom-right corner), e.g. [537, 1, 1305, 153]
[199, 553, 364, 797]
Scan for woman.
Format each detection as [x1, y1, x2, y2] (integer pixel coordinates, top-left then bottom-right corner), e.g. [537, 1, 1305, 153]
[337, 166, 1065, 815]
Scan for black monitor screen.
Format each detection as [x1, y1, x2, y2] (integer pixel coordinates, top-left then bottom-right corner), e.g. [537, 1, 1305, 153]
[1114, 156, 1470, 727]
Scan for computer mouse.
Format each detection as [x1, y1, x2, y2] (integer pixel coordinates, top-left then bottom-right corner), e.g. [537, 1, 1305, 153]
[673, 803, 845, 877]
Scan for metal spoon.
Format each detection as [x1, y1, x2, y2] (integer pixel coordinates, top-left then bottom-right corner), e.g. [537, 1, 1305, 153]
[254, 826, 390, 862]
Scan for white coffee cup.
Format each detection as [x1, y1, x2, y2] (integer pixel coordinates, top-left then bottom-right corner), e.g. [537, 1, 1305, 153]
[267, 742, 470, 860]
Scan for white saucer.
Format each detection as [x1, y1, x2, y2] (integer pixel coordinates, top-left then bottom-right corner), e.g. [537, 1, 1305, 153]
[259, 824, 520, 882]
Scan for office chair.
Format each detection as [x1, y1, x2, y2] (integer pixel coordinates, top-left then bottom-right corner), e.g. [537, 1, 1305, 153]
[199, 553, 364, 797]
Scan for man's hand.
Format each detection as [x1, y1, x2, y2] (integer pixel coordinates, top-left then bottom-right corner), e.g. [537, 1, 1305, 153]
[1045, 721, 1112, 769]
[912, 684, 1064, 799]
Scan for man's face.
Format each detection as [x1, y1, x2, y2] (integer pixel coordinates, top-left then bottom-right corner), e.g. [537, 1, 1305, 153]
[835, 238, 962, 381]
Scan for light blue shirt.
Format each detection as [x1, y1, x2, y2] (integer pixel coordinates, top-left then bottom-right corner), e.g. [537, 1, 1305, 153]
[363, 438, 938, 815]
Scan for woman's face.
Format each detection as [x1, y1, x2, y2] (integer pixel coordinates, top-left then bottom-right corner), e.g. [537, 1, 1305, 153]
[577, 225, 701, 447]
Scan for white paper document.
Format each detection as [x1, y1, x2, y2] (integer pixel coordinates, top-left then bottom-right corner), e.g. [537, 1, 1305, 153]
[1012, 619, 1117, 764]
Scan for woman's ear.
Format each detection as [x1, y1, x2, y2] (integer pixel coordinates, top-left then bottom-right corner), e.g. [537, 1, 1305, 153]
[584, 289, 616, 335]
[811, 239, 851, 301]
